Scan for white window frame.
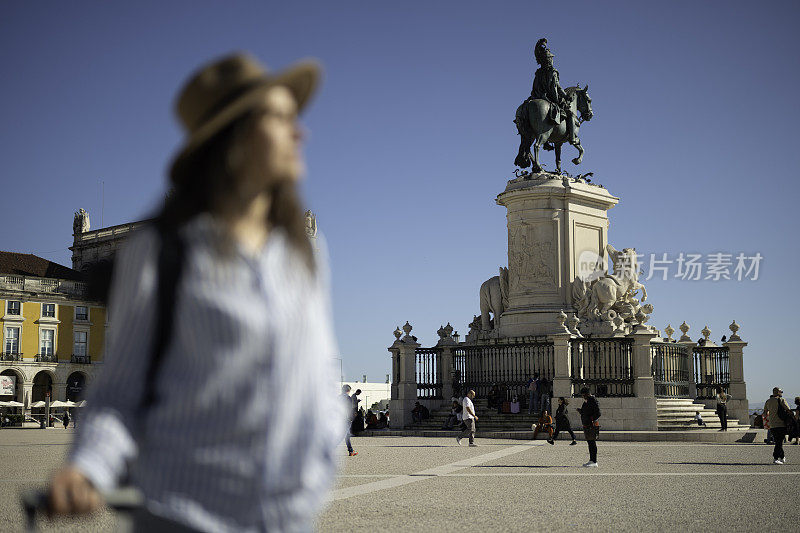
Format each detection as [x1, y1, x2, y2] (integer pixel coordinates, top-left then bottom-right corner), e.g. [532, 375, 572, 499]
[74, 306, 89, 321]
[6, 300, 21, 316]
[41, 302, 56, 319]
[39, 328, 56, 357]
[4, 326, 21, 354]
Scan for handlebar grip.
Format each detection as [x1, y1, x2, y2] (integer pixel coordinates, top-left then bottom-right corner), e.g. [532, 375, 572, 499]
[21, 487, 144, 530]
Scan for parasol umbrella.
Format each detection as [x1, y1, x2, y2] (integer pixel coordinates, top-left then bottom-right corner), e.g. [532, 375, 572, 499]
[76, 400, 87, 407]
[50, 400, 68, 408]
[30, 401, 46, 408]
[6, 401, 24, 407]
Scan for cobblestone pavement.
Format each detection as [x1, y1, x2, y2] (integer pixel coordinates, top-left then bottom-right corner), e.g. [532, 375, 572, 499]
[2, 429, 798, 532]
[318, 435, 800, 532]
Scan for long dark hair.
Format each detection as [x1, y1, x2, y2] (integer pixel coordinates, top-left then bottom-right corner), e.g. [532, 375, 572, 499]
[164, 110, 315, 272]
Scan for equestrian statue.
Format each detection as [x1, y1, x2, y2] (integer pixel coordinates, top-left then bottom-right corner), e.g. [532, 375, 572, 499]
[514, 38, 593, 174]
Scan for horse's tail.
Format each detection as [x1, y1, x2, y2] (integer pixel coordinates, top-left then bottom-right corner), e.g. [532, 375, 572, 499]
[514, 100, 532, 138]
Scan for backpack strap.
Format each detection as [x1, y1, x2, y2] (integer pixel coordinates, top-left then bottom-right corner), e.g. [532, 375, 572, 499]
[141, 226, 185, 410]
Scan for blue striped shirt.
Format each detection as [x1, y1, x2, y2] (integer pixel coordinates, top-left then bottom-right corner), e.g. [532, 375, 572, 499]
[69, 214, 345, 532]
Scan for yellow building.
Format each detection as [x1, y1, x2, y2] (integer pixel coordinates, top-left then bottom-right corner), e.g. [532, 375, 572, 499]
[0, 252, 105, 414]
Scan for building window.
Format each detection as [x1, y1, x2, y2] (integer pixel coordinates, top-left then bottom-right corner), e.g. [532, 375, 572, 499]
[42, 303, 56, 318]
[6, 301, 21, 316]
[40, 329, 55, 356]
[4, 327, 20, 354]
[74, 331, 88, 357]
[75, 306, 89, 321]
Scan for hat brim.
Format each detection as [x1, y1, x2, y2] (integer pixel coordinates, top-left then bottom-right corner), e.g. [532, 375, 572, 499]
[170, 59, 321, 183]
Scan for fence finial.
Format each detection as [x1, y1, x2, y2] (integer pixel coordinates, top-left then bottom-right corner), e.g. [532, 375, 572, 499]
[568, 314, 581, 336]
[728, 320, 741, 341]
[402, 321, 413, 341]
[678, 321, 691, 342]
[664, 324, 675, 341]
[393, 326, 402, 341]
[701, 325, 711, 342]
[557, 310, 570, 333]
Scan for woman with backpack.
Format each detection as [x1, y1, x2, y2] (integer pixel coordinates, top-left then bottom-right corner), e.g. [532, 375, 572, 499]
[47, 53, 343, 531]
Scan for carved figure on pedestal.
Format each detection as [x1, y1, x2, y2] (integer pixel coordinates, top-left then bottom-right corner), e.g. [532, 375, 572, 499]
[304, 210, 317, 239]
[514, 38, 594, 174]
[73, 208, 90, 235]
[479, 267, 509, 331]
[572, 245, 653, 334]
[509, 226, 555, 294]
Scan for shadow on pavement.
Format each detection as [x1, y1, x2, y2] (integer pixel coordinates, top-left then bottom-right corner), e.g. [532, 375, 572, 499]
[659, 462, 774, 466]
[471, 464, 575, 469]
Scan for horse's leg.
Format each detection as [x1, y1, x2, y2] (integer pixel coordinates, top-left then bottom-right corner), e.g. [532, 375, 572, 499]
[532, 136, 543, 173]
[638, 283, 648, 302]
[515, 135, 532, 168]
[555, 143, 562, 174]
[571, 139, 584, 165]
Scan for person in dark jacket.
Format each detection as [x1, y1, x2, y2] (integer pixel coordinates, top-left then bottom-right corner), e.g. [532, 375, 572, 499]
[548, 397, 577, 445]
[577, 387, 601, 467]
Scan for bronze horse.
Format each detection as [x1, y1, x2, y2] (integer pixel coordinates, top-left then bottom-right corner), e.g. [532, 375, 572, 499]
[514, 86, 593, 174]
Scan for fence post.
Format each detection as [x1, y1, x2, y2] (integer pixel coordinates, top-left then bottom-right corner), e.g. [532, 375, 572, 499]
[630, 326, 659, 398]
[549, 332, 573, 399]
[723, 320, 749, 424]
[388, 322, 420, 429]
[436, 323, 456, 401]
[677, 321, 697, 398]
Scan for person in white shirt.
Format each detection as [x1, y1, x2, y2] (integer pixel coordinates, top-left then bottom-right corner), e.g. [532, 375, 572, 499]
[457, 390, 479, 447]
[46, 53, 344, 531]
[695, 411, 706, 426]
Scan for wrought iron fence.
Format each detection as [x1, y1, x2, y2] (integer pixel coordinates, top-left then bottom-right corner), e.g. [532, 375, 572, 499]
[415, 347, 442, 399]
[452, 341, 554, 403]
[570, 338, 634, 397]
[71, 354, 92, 364]
[34, 354, 58, 363]
[693, 345, 729, 398]
[1, 352, 22, 362]
[651, 342, 691, 397]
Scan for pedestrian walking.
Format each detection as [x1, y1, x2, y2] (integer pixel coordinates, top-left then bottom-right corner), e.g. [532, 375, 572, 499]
[342, 385, 358, 456]
[577, 387, 601, 467]
[763, 387, 792, 464]
[457, 390, 478, 447]
[548, 397, 577, 445]
[63, 411, 70, 429]
[794, 397, 800, 445]
[714, 386, 730, 431]
[47, 53, 345, 531]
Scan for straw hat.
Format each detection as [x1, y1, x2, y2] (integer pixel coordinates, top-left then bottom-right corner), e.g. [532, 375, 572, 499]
[169, 52, 320, 183]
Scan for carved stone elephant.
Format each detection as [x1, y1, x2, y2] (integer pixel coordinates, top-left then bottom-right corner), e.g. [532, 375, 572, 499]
[479, 267, 509, 331]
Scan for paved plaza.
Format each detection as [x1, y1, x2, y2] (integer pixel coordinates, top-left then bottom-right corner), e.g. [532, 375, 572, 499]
[2, 429, 799, 532]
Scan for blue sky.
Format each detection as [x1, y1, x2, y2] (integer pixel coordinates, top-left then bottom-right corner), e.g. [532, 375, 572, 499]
[1, 1, 798, 405]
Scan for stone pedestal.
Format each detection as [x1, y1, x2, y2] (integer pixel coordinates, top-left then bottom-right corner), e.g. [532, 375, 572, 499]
[548, 333, 573, 399]
[630, 326, 659, 398]
[496, 174, 619, 337]
[389, 338, 419, 429]
[724, 339, 749, 423]
[438, 344, 455, 401]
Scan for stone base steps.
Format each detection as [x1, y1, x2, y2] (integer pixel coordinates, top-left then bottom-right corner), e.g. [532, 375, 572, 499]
[406, 397, 752, 432]
[656, 398, 748, 431]
[360, 427, 761, 443]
